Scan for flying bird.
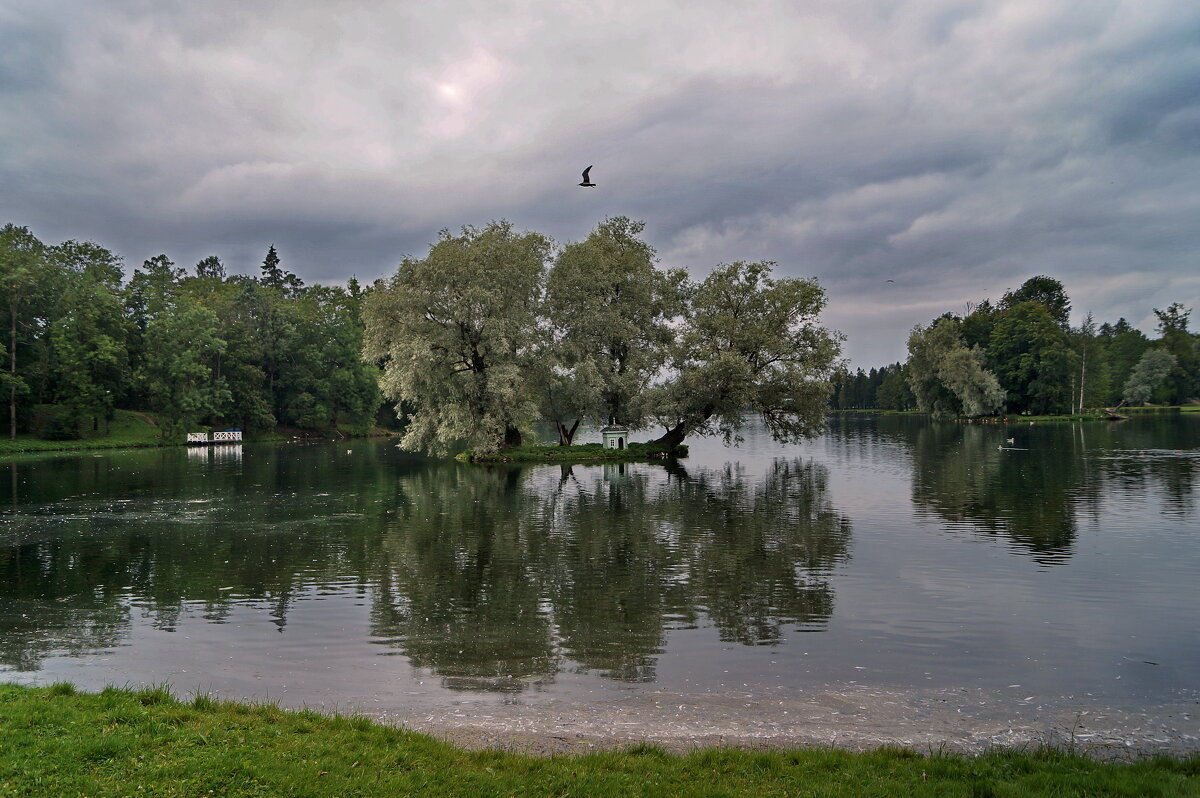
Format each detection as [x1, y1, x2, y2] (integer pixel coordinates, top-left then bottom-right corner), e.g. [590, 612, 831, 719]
[579, 165, 596, 187]
[886, 279, 895, 283]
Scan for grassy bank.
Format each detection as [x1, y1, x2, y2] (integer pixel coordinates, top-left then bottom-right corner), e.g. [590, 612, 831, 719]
[0, 409, 167, 455]
[1, 685, 1195, 797]
[0, 410, 393, 456]
[458, 441, 686, 463]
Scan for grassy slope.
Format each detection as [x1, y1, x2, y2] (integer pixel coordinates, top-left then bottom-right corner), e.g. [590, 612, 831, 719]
[0, 409, 166, 455]
[0, 411, 392, 455]
[1, 685, 1195, 797]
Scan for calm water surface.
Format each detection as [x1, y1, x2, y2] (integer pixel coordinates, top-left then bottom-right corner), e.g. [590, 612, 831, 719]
[3, 415, 1198, 746]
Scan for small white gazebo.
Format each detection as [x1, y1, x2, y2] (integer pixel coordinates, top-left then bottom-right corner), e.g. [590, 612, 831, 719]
[600, 425, 629, 450]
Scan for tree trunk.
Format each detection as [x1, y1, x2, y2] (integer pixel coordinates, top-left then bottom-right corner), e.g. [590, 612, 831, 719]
[1078, 348, 1086, 414]
[555, 419, 580, 446]
[503, 424, 523, 449]
[652, 421, 687, 449]
[9, 305, 16, 441]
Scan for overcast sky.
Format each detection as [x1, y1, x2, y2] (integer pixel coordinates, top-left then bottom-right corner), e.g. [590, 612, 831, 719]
[2, 1, 1198, 366]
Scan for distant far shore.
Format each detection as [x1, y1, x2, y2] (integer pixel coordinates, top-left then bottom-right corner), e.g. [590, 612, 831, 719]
[829, 404, 1200, 423]
[0, 407, 393, 456]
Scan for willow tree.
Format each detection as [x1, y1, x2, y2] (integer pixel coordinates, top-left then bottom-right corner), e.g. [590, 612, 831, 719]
[650, 261, 842, 448]
[1120, 348, 1177, 407]
[906, 316, 1004, 418]
[362, 221, 551, 455]
[545, 217, 686, 437]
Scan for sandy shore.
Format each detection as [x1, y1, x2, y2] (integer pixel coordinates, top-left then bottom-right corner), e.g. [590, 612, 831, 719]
[363, 684, 1200, 760]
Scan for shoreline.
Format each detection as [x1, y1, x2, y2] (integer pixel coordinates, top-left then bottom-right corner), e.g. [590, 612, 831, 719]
[366, 683, 1200, 762]
[0, 428, 395, 457]
[6, 683, 1193, 797]
[9, 676, 1193, 763]
[830, 405, 1200, 423]
[457, 441, 687, 463]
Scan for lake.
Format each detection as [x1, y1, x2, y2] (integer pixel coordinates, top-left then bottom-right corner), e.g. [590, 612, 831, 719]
[3, 415, 1198, 754]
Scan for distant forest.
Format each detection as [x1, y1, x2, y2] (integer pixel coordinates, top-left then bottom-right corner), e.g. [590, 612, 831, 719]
[831, 276, 1200, 415]
[0, 223, 383, 441]
[4, 220, 1197, 447]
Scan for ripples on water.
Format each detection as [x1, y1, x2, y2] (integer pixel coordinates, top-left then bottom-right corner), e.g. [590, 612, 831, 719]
[1, 415, 1197, 719]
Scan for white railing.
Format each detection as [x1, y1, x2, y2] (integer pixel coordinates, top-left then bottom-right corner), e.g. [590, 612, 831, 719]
[212, 430, 243, 442]
[186, 432, 209, 443]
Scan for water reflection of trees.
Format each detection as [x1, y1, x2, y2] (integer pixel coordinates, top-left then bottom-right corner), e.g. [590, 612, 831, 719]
[364, 457, 851, 689]
[908, 423, 1091, 560]
[0, 446, 851, 692]
[905, 417, 1199, 561]
[0, 445, 396, 669]
[1097, 419, 1200, 514]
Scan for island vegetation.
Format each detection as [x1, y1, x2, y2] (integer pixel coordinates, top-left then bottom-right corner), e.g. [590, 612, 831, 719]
[361, 217, 842, 457]
[831, 276, 1200, 419]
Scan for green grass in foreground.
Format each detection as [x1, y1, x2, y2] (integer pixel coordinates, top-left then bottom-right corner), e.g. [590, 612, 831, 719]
[459, 441, 687, 462]
[1, 684, 1196, 797]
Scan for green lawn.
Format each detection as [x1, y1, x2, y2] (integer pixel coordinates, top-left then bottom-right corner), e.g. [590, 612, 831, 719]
[0, 410, 391, 455]
[1, 684, 1195, 797]
[0, 409, 167, 455]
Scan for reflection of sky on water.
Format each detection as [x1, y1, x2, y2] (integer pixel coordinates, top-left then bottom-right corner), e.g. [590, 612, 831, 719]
[1, 415, 1198, 719]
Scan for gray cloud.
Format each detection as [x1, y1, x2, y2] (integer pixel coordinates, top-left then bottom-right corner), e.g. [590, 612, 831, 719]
[2, 0, 1199, 365]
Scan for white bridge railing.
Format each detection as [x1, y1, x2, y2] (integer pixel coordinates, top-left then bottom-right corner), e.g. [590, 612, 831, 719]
[187, 431, 243, 444]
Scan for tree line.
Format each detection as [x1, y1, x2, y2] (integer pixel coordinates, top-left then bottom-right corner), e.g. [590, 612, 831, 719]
[362, 217, 843, 455]
[1, 216, 844, 453]
[0, 223, 382, 441]
[831, 275, 1200, 416]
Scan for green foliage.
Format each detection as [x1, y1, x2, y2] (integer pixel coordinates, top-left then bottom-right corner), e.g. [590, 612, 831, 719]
[1098, 318, 1150, 406]
[896, 275, 1199, 416]
[987, 301, 1075, 414]
[1001, 275, 1071, 328]
[1, 222, 388, 444]
[140, 305, 231, 439]
[363, 221, 551, 455]
[651, 261, 841, 446]
[830, 363, 913, 410]
[1069, 313, 1108, 413]
[1152, 303, 1200, 403]
[1123, 348, 1178, 405]
[546, 216, 686, 429]
[906, 317, 1003, 418]
[33, 403, 81, 440]
[46, 241, 131, 431]
[0, 223, 53, 440]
